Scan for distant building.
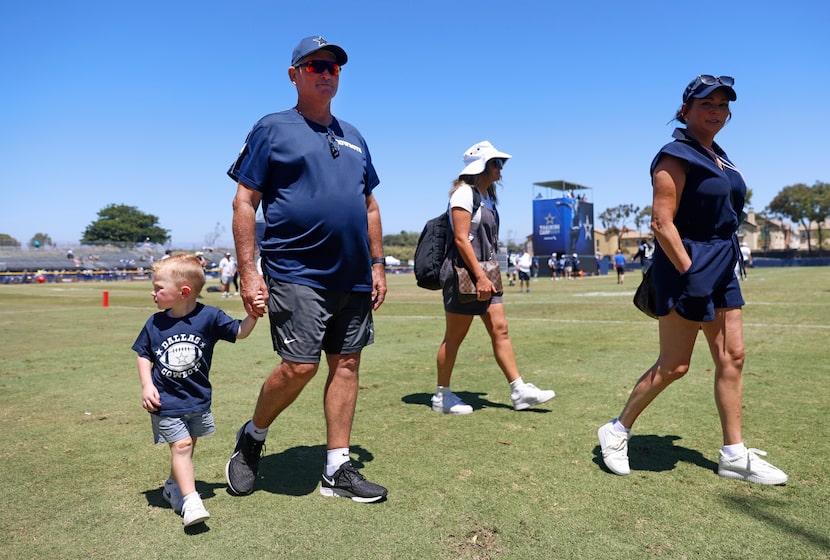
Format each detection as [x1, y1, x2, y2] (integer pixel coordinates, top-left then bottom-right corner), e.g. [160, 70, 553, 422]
[594, 228, 649, 259]
[740, 211, 799, 252]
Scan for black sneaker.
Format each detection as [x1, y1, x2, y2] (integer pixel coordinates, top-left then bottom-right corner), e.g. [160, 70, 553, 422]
[225, 421, 265, 496]
[320, 461, 387, 503]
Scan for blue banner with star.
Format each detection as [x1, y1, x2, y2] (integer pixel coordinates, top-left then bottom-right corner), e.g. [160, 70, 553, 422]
[532, 197, 593, 256]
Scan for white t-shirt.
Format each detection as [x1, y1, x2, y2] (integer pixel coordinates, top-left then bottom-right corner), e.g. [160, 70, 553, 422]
[219, 257, 236, 277]
[517, 252, 532, 273]
[448, 187, 493, 241]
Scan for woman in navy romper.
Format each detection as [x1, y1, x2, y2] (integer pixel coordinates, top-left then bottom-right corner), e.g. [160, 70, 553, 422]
[597, 76, 787, 485]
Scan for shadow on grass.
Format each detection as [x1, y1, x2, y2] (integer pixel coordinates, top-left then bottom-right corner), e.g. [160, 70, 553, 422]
[255, 443, 379, 497]
[592, 434, 718, 474]
[143, 480, 226, 534]
[401, 391, 552, 413]
[722, 494, 830, 554]
[142, 443, 380, 507]
[143, 479, 225, 510]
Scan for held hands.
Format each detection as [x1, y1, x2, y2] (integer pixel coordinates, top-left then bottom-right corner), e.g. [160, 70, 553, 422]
[240, 272, 268, 318]
[250, 289, 267, 316]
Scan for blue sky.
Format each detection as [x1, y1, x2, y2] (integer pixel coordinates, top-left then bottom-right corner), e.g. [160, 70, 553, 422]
[1, 0, 828, 249]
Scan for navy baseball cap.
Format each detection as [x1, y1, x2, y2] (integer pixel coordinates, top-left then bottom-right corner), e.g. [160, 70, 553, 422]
[682, 75, 736, 104]
[291, 36, 348, 66]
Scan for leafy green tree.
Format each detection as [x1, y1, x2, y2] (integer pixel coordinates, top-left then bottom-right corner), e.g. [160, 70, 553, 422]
[81, 204, 170, 245]
[382, 230, 420, 263]
[766, 182, 830, 254]
[598, 203, 640, 249]
[0, 234, 21, 247]
[633, 206, 652, 238]
[814, 182, 830, 251]
[29, 233, 53, 248]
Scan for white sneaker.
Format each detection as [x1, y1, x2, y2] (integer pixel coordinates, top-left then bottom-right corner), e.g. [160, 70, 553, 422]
[597, 421, 631, 475]
[717, 447, 788, 485]
[181, 495, 210, 527]
[510, 383, 555, 411]
[431, 391, 473, 415]
[162, 478, 183, 514]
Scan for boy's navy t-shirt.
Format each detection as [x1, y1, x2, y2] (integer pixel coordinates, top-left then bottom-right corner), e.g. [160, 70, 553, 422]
[132, 303, 239, 416]
[228, 109, 380, 292]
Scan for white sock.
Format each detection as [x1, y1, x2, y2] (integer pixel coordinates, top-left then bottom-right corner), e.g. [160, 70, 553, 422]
[722, 442, 746, 458]
[437, 386, 450, 395]
[612, 418, 631, 433]
[509, 378, 525, 391]
[245, 420, 268, 442]
[325, 448, 350, 476]
[182, 492, 201, 506]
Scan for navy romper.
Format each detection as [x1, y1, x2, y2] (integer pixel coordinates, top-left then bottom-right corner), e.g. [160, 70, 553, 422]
[651, 128, 745, 322]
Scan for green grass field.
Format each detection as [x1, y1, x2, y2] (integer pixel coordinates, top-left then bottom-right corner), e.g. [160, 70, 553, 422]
[1, 267, 828, 559]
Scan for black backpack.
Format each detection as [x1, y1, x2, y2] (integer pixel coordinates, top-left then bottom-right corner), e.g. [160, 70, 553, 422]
[414, 187, 481, 290]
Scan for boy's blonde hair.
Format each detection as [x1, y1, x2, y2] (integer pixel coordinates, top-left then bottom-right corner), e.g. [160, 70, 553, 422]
[153, 254, 206, 295]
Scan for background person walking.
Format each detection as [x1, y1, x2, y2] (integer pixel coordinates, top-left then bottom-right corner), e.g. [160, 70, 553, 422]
[432, 141, 555, 415]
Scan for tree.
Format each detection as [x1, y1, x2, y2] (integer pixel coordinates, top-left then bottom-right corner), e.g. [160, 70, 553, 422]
[381, 230, 421, 263]
[0, 234, 21, 247]
[204, 222, 225, 250]
[30, 233, 53, 248]
[633, 206, 652, 238]
[598, 203, 640, 249]
[82, 204, 170, 245]
[766, 182, 830, 254]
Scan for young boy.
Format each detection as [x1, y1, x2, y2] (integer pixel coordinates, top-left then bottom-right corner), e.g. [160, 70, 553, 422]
[132, 254, 264, 527]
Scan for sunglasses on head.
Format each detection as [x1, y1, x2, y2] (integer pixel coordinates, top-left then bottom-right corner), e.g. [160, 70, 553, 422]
[696, 75, 734, 87]
[295, 60, 341, 76]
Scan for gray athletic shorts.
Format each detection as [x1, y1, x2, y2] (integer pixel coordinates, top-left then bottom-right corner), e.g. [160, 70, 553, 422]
[266, 277, 374, 363]
[151, 410, 215, 444]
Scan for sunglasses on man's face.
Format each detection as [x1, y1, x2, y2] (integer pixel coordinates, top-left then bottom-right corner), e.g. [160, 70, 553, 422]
[490, 159, 504, 169]
[295, 60, 341, 76]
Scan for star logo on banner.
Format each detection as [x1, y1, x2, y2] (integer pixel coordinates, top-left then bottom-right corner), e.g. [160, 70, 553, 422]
[582, 216, 593, 241]
[545, 214, 555, 225]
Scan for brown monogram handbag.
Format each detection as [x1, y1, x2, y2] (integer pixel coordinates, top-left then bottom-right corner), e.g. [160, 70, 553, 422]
[455, 259, 503, 303]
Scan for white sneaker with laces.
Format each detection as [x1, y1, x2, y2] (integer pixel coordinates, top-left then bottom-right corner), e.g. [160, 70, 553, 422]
[510, 383, 555, 411]
[431, 391, 473, 415]
[717, 447, 788, 485]
[597, 421, 631, 475]
[181, 495, 210, 527]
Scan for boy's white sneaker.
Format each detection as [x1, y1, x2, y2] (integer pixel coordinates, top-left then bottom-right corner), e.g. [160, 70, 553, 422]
[181, 495, 210, 527]
[717, 448, 788, 485]
[510, 383, 555, 411]
[597, 421, 631, 475]
[431, 391, 473, 415]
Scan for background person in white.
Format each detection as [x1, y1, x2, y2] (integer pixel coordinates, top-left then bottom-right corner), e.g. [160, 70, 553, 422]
[517, 248, 532, 293]
[218, 252, 235, 298]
